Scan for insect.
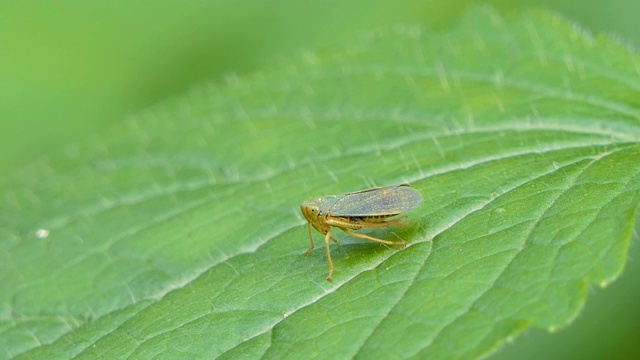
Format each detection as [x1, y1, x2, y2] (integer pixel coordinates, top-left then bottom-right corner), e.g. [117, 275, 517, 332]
[301, 183, 423, 281]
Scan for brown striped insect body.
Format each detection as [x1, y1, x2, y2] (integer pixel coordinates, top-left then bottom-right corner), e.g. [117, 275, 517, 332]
[301, 184, 423, 281]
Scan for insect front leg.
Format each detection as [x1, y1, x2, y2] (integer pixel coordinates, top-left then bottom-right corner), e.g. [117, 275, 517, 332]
[306, 224, 338, 256]
[305, 223, 315, 255]
[341, 228, 407, 248]
[324, 228, 334, 281]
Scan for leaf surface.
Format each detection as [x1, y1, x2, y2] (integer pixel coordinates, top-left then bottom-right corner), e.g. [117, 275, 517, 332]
[2, 7, 640, 360]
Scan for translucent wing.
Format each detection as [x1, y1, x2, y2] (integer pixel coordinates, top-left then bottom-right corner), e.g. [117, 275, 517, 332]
[328, 184, 423, 217]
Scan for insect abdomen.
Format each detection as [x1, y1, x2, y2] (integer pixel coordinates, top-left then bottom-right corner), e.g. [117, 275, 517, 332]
[357, 215, 395, 223]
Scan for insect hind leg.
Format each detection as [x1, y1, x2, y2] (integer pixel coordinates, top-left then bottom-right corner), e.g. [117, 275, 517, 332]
[340, 228, 407, 248]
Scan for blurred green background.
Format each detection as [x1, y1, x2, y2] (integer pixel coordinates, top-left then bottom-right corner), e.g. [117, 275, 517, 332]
[2, 1, 638, 359]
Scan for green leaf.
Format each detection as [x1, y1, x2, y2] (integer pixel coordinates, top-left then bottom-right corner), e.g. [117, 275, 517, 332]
[2, 7, 640, 359]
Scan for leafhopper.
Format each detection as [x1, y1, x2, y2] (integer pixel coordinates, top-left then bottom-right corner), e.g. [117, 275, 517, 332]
[301, 184, 423, 281]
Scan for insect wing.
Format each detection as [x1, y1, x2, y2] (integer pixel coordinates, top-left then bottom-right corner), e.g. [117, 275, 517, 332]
[329, 184, 423, 217]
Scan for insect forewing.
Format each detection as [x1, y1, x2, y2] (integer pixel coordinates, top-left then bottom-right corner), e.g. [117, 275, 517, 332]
[329, 184, 423, 217]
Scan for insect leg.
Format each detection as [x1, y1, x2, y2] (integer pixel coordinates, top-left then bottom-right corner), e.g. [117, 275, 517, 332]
[341, 228, 407, 248]
[325, 228, 334, 281]
[305, 223, 315, 255]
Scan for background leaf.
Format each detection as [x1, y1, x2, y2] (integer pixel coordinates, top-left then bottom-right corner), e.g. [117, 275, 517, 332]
[2, 6, 640, 360]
